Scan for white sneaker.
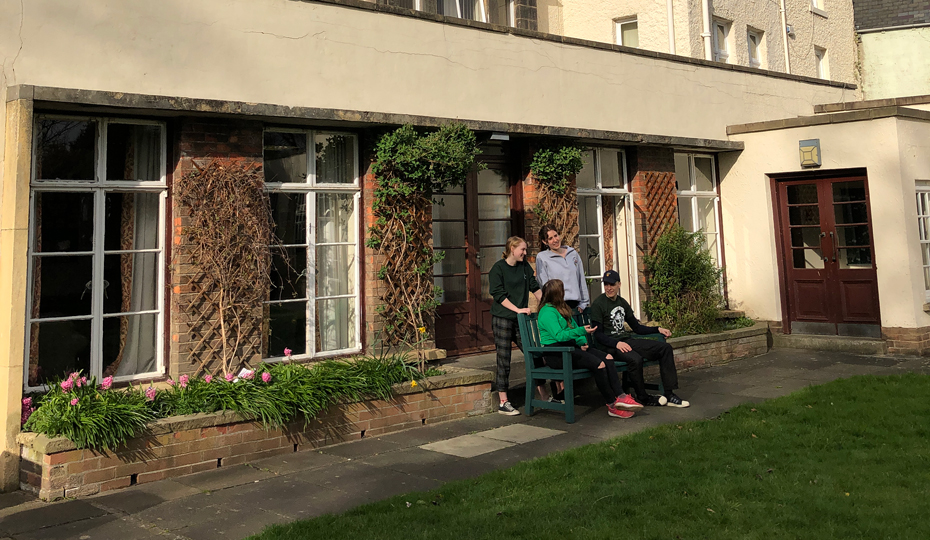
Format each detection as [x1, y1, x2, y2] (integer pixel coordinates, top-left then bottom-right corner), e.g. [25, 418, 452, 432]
[498, 401, 520, 415]
[665, 393, 690, 408]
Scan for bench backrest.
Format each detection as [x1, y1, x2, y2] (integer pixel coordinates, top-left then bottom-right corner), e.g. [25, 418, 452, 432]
[517, 313, 542, 352]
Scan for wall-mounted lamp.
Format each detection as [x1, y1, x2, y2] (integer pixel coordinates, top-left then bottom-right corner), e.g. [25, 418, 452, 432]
[489, 132, 510, 141]
[786, 24, 796, 37]
[799, 139, 821, 168]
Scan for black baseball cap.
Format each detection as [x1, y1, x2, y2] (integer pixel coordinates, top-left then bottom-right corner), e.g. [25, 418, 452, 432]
[602, 270, 621, 284]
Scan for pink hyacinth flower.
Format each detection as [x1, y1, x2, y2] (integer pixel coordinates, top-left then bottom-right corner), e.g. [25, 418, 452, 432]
[100, 376, 113, 390]
[224, 373, 235, 382]
[69, 372, 80, 381]
[70, 398, 79, 406]
[145, 387, 157, 401]
[204, 374, 213, 383]
[283, 347, 292, 357]
[261, 372, 271, 383]
[22, 397, 32, 407]
[166, 378, 175, 386]
[60, 379, 73, 392]
[80, 376, 87, 387]
[179, 374, 189, 388]
[241, 370, 254, 380]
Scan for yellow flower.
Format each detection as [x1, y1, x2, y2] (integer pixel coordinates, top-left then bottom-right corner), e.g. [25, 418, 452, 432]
[411, 380, 417, 388]
[417, 326, 426, 334]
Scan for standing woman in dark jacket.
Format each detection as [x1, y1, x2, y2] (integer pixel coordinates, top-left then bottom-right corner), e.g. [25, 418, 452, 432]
[488, 236, 549, 415]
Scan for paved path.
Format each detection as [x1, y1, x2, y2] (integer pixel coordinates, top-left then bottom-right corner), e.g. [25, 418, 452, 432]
[2, 349, 928, 540]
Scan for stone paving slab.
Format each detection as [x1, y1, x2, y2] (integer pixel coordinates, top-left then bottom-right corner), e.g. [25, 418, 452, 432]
[420, 434, 515, 458]
[477, 424, 564, 444]
[319, 437, 402, 459]
[91, 479, 203, 514]
[250, 449, 348, 476]
[12, 514, 165, 540]
[173, 463, 276, 492]
[0, 499, 108, 536]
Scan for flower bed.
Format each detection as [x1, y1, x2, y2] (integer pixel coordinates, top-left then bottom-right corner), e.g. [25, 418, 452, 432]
[18, 368, 492, 500]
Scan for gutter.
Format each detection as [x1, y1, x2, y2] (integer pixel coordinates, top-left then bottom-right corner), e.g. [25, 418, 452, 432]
[701, 0, 713, 60]
[779, 0, 792, 74]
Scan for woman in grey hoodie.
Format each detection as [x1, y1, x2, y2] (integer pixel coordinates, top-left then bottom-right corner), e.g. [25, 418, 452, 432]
[536, 224, 589, 313]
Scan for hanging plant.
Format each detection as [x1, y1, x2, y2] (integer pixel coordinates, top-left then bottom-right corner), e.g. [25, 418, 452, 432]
[366, 123, 481, 352]
[530, 144, 585, 247]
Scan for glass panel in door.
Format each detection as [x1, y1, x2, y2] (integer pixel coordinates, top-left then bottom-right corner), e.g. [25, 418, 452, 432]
[477, 168, 511, 300]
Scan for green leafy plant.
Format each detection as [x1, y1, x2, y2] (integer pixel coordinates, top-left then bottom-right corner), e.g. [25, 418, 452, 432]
[643, 225, 723, 335]
[366, 123, 481, 348]
[529, 145, 585, 249]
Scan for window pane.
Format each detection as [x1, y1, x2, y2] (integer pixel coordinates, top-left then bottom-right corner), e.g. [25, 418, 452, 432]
[478, 168, 508, 193]
[600, 149, 623, 188]
[434, 221, 466, 248]
[379, 0, 415, 7]
[317, 297, 356, 352]
[678, 197, 695, 231]
[32, 255, 93, 318]
[270, 192, 307, 245]
[790, 227, 821, 248]
[697, 197, 717, 233]
[787, 184, 818, 204]
[578, 195, 599, 235]
[838, 248, 872, 269]
[317, 245, 356, 297]
[478, 195, 510, 219]
[106, 124, 162, 181]
[103, 253, 158, 314]
[478, 221, 511, 246]
[833, 180, 866, 202]
[576, 151, 596, 189]
[266, 302, 307, 357]
[480, 246, 503, 273]
[694, 157, 714, 192]
[102, 313, 158, 376]
[579, 236, 601, 276]
[434, 248, 467, 275]
[316, 193, 356, 244]
[315, 134, 355, 184]
[488, 0, 508, 24]
[264, 132, 307, 184]
[433, 194, 464, 219]
[481, 273, 492, 301]
[705, 233, 718, 264]
[834, 202, 868, 224]
[836, 225, 870, 247]
[674, 153, 690, 191]
[34, 192, 94, 253]
[620, 21, 639, 48]
[789, 206, 820, 226]
[28, 320, 92, 387]
[270, 247, 307, 301]
[587, 279, 603, 303]
[35, 119, 97, 181]
[104, 192, 160, 251]
[435, 276, 467, 303]
[793, 248, 824, 269]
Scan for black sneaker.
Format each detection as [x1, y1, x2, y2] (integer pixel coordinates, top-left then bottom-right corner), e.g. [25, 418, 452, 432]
[498, 401, 520, 415]
[665, 393, 690, 408]
[641, 394, 666, 407]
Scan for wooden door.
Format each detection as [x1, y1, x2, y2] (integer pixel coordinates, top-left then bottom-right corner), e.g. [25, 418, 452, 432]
[433, 157, 516, 354]
[777, 175, 881, 336]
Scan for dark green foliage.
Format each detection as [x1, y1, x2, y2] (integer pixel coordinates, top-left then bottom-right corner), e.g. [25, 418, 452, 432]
[250, 374, 930, 540]
[643, 225, 722, 334]
[529, 145, 585, 195]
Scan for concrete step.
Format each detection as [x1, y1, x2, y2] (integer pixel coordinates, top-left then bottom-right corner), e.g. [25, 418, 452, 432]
[772, 333, 885, 355]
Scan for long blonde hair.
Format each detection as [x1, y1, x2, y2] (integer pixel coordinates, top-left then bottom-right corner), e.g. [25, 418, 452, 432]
[502, 236, 526, 259]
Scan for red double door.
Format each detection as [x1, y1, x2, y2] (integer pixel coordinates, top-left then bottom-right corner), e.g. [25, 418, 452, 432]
[775, 174, 880, 336]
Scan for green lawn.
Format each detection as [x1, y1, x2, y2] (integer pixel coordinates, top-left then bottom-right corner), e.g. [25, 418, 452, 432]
[252, 374, 930, 540]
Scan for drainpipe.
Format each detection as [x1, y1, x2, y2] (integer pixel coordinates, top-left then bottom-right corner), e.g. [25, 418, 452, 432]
[701, 0, 713, 60]
[779, 0, 792, 74]
[666, 0, 676, 54]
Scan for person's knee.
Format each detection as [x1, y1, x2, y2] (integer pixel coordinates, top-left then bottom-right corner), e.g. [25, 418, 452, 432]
[597, 362, 605, 369]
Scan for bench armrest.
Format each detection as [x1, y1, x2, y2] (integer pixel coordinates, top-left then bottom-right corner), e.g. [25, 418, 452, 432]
[525, 346, 574, 353]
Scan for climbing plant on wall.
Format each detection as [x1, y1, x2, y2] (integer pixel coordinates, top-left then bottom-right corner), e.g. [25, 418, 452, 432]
[366, 123, 481, 347]
[530, 144, 585, 248]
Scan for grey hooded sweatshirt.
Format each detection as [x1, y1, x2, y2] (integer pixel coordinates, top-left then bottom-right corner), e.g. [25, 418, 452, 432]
[535, 246, 590, 309]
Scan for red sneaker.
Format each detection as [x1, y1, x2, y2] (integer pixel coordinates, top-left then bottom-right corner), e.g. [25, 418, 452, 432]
[607, 405, 635, 419]
[613, 394, 644, 411]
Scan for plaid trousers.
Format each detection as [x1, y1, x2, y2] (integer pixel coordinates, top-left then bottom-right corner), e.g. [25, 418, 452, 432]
[491, 315, 523, 394]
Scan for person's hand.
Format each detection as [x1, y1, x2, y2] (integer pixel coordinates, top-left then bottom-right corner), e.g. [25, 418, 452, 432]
[577, 306, 585, 313]
[616, 341, 633, 353]
[583, 324, 597, 334]
[516, 307, 532, 315]
[658, 327, 672, 338]
[580, 345, 589, 351]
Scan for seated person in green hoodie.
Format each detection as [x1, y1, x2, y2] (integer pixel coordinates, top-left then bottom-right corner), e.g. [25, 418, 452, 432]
[590, 270, 689, 408]
[536, 279, 643, 419]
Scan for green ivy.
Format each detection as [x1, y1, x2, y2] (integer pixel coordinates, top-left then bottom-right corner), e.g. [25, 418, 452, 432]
[529, 145, 585, 195]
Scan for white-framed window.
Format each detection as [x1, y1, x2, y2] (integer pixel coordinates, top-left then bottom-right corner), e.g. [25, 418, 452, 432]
[25, 116, 167, 390]
[916, 181, 930, 301]
[814, 47, 828, 79]
[747, 29, 763, 68]
[576, 148, 640, 314]
[263, 130, 361, 360]
[713, 20, 731, 63]
[379, 0, 509, 23]
[675, 153, 722, 267]
[615, 17, 639, 48]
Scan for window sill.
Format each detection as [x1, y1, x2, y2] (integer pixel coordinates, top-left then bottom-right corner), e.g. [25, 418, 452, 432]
[811, 6, 828, 18]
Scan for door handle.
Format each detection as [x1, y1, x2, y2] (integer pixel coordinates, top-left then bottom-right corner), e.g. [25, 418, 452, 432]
[829, 231, 837, 262]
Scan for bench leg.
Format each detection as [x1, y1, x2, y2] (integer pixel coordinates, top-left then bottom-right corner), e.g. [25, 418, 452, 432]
[563, 377, 575, 424]
[524, 373, 535, 417]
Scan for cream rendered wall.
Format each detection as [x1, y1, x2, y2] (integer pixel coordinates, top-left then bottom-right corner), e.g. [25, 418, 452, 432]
[783, 0, 856, 84]
[722, 117, 930, 328]
[859, 28, 930, 100]
[538, 0, 565, 34]
[0, 0, 853, 142]
[561, 0, 670, 50]
[709, 0, 785, 72]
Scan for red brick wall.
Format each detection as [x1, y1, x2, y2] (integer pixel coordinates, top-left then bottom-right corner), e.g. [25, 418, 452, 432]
[882, 326, 930, 356]
[627, 147, 678, 301]
[20, 379, 492, 500]
[169, 119, 265, 379]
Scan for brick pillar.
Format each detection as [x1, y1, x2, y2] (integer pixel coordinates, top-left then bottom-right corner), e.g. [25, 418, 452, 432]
[514, 0, 538, 31]
[169, 119, 264, 379]
[627, 147, 678, 301]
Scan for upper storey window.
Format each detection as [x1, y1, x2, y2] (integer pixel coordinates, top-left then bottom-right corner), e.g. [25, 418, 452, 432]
[615, 18, 639, 48]
[378, 0, 513, 25]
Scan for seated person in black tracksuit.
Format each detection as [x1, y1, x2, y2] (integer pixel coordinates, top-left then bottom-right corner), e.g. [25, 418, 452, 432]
[589, 270, 690, 408]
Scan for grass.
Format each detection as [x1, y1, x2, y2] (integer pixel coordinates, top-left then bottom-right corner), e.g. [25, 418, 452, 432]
[251, 374, 930, 540]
